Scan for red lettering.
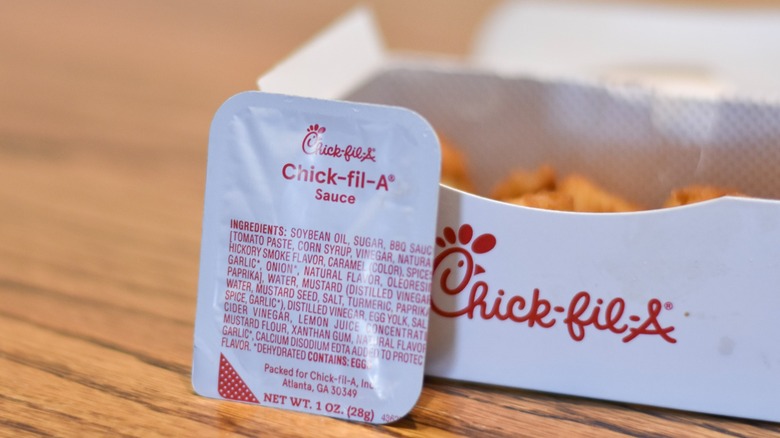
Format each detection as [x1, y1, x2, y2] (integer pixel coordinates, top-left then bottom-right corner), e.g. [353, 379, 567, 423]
[565, 292, 629, 341]
[434, 283, 675, 343]
[622, 299, 677, 343]
[375, 175, 389, 191]
[434, 281, 556, 328]
[430, 224, 676, 344]
[281, 163, 296, 180]
[301, 128, 376, 163]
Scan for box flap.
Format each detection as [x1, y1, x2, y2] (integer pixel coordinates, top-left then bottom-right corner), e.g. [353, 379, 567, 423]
[472, 1, 780, 99]
[258, 7, 385, 100]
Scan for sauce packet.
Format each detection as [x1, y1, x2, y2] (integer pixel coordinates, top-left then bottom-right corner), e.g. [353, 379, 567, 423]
[192, 91, 440, 423]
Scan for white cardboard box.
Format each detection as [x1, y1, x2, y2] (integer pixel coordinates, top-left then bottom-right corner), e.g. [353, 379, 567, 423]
[259, 4, 780, 422]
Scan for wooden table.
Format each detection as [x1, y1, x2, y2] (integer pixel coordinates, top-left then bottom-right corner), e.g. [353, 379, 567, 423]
[2, 1, 779, 436]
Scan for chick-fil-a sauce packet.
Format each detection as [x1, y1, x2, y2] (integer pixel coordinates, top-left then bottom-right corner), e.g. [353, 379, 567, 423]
[192, 91, 440, 424]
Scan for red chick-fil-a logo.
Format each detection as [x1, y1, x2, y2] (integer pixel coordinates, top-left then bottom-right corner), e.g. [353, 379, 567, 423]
[431, 224, 677, 344]
[301, 124, 376, 163]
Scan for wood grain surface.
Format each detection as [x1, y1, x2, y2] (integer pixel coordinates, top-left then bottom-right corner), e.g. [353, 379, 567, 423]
[1, 1, 779, 436]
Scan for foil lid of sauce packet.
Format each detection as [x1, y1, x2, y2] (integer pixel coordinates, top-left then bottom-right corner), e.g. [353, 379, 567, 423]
[192, 91, 441, 424]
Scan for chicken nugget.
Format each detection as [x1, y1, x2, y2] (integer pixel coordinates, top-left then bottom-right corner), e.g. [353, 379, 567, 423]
[439, 134, 475, 192]
[558, 174, 641, 213]
[490, 164, 556, 201]
[662, 184, 745, 208]
[507, 191, 575, 211]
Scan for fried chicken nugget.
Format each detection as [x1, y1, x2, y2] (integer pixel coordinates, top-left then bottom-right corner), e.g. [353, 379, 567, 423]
[507, 191, 575, 211]
[558, 174, 641, 213]
[490, 164, 556, 201]
[662, 184, 745, 208]
[439, 134, 475, 192]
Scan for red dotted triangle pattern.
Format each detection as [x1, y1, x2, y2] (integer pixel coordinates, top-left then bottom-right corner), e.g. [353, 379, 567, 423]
[218, 354, 259, 403]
